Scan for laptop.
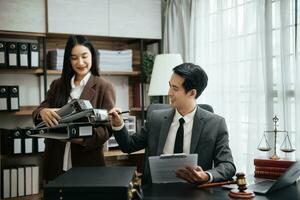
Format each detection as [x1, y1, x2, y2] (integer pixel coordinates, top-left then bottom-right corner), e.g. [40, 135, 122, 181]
[247, 160, 300, 194]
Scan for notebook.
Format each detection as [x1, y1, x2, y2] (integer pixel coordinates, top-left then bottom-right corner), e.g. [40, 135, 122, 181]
[247, 160, 300, 194]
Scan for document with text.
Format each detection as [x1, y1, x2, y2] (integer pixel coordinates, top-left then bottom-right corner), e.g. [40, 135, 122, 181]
[149, 153, 198, 183]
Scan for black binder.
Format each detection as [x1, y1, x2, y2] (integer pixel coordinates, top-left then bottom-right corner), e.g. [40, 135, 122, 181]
[18, 42, 29, 68]
[0, 128, 22, 155]
[0, 41, 6, 68]
[44, 166, 137, 200]
[29, 43, 39, 68]
[7, 42, 18, 68]
[8, 86, 20, 111]
[0, 86, 9, 111]
[30, 123, 93, 140]
[22, 129, 33, 154]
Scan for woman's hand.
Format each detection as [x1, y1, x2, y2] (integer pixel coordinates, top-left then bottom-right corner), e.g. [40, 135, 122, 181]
[40, 108, 61, 127]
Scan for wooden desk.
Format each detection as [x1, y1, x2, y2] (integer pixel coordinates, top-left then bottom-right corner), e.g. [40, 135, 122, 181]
[143, 181, 300, 200]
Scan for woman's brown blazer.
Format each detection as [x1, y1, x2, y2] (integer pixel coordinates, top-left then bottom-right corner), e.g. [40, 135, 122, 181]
[32, 75, 116, 181]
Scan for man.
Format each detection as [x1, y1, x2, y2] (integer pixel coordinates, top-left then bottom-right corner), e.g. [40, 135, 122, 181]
[109, 63, 236, 184]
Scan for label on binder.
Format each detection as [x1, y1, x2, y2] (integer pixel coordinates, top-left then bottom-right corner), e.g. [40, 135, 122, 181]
[0, 52, 5, 64]
[9, 54, 17, 66]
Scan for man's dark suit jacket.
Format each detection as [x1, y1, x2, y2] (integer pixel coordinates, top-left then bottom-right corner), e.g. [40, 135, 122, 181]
[113, 105, 236, 184]
[32, 75, 116, 181]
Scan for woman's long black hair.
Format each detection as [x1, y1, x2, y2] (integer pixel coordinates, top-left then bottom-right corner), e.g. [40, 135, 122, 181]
[53, 35, 99, 107]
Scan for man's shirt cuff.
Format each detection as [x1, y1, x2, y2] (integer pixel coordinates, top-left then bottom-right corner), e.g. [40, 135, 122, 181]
[112, 122, 124, 131]
[205, 171, 213, 183]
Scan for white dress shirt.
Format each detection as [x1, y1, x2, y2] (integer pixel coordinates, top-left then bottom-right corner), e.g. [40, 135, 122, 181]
[162, 108, 196, 154]
[62, 72, 91, 171]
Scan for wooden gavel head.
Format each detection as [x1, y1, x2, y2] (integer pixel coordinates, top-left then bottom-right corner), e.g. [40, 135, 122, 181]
[235, 172, 247, 192]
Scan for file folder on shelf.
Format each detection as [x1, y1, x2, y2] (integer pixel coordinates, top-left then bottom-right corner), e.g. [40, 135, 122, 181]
[25, 166, 32, 196]
[0, 86, 8, 111]
[18, 42, 29, 68]
[17, 167, 25, 196]
[10, 168, 18, 198]
[29, 43, 39, 68]
[0, 128, 22, 154]
[8, 85, 20, 111]
[0, 85, 20, 111]
[7, 42, 18, 68]
[32, 166, 39, 195]
[22, 129, 33, 154]
[0, 41, 6, 68]
[2, 169, 10, 198]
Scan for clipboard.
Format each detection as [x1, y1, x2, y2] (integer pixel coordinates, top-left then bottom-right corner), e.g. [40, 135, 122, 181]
[149, 153, 198, 183]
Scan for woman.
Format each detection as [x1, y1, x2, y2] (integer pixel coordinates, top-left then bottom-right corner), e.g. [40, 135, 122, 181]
[32, 35, 116, 182]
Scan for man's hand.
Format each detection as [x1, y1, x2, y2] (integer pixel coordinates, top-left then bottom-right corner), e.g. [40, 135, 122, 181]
[108, 107, 123, 127]
[176, 165, 209, 184]
[40, 108, 60, 127]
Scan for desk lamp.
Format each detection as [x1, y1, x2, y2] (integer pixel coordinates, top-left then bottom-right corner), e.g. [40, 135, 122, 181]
[148, 54, 183, 103]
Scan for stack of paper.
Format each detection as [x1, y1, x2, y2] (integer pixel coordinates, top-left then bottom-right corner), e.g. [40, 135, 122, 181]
[98, 49, 132, 72]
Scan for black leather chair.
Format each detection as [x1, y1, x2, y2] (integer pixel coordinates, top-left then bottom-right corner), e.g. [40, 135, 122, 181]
[147, 103, 213, 120]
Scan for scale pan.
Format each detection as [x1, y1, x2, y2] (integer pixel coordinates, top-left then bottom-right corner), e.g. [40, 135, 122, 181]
[280, 148, 295, 153]
[258, 147, 271, 151]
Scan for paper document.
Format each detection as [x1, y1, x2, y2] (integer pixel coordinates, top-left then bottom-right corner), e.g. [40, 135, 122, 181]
[149, 153, 198, 183]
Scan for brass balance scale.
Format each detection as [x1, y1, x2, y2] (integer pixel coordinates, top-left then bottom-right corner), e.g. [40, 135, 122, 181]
[257, 116, 295, 160]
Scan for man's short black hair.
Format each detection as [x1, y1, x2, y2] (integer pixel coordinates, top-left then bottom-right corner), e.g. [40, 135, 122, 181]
[173, 63, 208, 98]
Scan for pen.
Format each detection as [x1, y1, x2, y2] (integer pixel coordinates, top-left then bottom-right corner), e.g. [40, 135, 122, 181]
[108, 111, 130, 115]
[197, 180, 236, 189]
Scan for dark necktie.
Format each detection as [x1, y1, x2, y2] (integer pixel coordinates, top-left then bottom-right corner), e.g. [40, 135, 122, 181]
[174, 118, 185, 153]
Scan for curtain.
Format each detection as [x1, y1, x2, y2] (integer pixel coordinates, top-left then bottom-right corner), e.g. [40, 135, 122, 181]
[192, 0, 268, 173]
[274, 0, 299, 160]
[296, 0, 300, 160]
[163, 0, 299, 174]
[163, 0, 192, 61]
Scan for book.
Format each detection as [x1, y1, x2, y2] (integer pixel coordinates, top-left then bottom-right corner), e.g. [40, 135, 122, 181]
[255, 166, 288, 173]
[254, 170, 283, 177]
[254, 170, 283, 180]
[132, 81, 141, 107]
[254, 158, 295, 168]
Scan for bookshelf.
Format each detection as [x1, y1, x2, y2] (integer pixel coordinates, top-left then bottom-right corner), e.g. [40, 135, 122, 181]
[44, 69, 141, 76]
[0, 31, 158, 199]
[0, 69, 44, 75]
[0, 106, 38, 116]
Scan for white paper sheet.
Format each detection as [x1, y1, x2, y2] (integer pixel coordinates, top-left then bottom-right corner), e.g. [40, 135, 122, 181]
[149, 153, 198, 183]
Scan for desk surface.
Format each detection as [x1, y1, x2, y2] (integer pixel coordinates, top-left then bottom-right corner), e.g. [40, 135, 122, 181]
[143, 182, 300, 200]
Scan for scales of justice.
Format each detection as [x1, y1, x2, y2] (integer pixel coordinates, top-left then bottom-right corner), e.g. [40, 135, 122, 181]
[257, 116, 295, 160]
